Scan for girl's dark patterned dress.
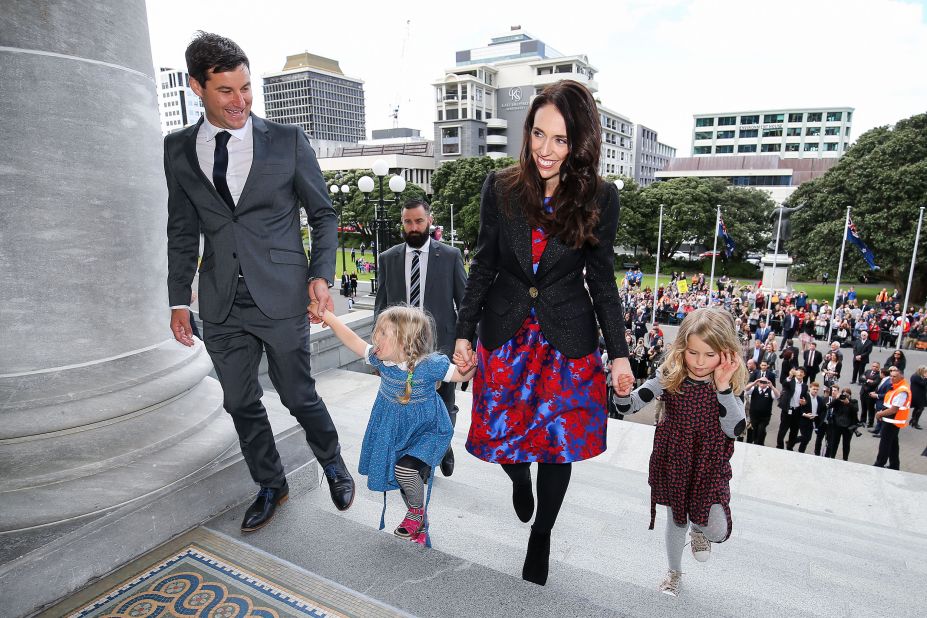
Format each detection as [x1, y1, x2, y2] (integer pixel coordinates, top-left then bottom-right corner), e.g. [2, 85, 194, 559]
[649, 378, 734, 537]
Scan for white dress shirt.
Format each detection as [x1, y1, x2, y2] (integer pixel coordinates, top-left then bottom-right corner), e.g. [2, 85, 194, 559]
[195, 116, 253, 206]
[405, 242, 430, 307]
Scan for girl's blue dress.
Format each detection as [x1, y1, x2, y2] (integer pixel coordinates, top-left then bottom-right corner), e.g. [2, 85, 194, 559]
[359, 346, 455, 492]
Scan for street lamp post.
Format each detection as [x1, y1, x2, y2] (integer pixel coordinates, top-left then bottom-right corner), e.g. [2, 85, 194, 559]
[329, 181, 351, 276]
[358, 159, 406, 293]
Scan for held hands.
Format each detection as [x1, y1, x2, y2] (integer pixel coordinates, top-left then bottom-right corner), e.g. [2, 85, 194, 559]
[612, 356, 634, 397]
[307, 279, 333, 324]
[713, 350, 739, 391]
[454, 338, 475, 372]
[170, 309, 195, 347]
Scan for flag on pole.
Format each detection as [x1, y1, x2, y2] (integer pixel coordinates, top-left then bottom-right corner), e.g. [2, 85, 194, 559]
[846, 217, 879, 270]
[718, 216, 735, 257]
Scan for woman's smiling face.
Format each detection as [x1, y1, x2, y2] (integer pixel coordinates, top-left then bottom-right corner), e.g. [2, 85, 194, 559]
[530, 103, 569, 193]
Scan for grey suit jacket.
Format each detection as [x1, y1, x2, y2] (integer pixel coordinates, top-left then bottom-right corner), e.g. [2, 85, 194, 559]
[374, 238, 467, 355]
[165, 115, 336, 323]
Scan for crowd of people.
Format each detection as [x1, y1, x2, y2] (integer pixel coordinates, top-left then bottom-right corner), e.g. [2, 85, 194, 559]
[613, 271, 926, 469]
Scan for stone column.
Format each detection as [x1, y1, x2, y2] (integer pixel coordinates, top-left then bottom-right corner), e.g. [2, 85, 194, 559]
[0, 3, 277, 614]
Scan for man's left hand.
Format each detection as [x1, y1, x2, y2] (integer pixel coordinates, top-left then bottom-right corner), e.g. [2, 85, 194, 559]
[308, 279, 333, 323]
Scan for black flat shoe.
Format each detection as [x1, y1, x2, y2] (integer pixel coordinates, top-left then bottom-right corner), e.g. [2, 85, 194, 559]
[241, 483, 289, 532]
[323, 455, 355, 511]
[440, 447, 455, 477]
[522, 527, 551, 586]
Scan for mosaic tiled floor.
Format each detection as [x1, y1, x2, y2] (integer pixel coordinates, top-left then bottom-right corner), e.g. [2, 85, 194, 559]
[41, 528, 404, 618]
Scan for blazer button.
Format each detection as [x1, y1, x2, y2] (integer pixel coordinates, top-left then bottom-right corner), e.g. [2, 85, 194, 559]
[232, 252, 237, 259]
[529, 287, 538, 298]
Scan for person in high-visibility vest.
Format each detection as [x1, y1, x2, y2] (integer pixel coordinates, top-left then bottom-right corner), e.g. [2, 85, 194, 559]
[873, 366, 911, 470]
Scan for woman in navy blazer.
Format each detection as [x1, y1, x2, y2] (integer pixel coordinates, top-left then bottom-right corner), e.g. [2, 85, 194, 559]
[454, 80, 633, 586]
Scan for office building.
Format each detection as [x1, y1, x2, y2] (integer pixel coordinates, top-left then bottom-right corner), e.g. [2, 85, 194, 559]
[263, 52, 366, 147]
[690, 108, 854, 159]
[634, 125, 676, 186]
[157, 67, 203, 135]
[432, 27, 674, 181]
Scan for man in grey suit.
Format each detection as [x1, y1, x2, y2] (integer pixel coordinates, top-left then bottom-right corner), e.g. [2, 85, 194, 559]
[375, 199, 468, 476]
[164, 32, 354, 532]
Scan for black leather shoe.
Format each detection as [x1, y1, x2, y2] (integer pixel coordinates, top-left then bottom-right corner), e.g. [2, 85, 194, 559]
[323, 456, 355, 511]
[241, 483, 289, 532]
[440, 447, 455, 477]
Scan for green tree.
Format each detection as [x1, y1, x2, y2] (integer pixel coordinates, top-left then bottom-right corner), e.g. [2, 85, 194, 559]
[430, 156, 516, 247]
[787, 113, 927, 302]
[323, 168, 426, 247]
[626, 177, 774, 260]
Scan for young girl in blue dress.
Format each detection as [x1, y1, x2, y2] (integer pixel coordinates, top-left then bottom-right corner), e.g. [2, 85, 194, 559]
[320, 305, 475, 545]
[614, 307, 747, 597]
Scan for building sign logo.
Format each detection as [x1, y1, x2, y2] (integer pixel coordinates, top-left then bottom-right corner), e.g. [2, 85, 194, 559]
[509, 87, 522, 102]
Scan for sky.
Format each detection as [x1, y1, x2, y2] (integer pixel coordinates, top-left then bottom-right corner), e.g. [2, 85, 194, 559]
[145, 0, 927, 153]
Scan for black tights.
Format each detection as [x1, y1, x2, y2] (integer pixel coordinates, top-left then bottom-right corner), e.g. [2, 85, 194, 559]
[501, 462, 572, 532]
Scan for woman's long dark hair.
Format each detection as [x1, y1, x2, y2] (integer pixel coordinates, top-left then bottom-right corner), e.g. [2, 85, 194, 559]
[497, 79, 603, 249]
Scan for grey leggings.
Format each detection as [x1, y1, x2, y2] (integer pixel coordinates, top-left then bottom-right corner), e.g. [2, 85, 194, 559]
[665, 505, 730, 571]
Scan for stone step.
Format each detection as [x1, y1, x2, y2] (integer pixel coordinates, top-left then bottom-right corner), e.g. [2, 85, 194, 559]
[225, 367, 927, 617]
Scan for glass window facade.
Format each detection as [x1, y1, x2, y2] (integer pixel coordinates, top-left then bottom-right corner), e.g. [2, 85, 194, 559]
[739, 129, 759, 138]
[695, 118, 714, 127]
[694, 131, 713, 140]
[715, 145, 734, 153]
[761, 143, 781, 152]
[693, 146, 712, 154]
[806, 127, 821, 136]
[740, 114, 759, 124]
[441, 126, 460, 154]
[786, 127, 802, 136]
[762, 127, 783, 137]
[738, 144, 757, 153]
[807, 112, 822, 122]
[788, 113, 803, 122]
[716, 130, 735, 139]
[763, 113, 784, 123]
[718, 116, 736, 126]
[826, 111, 843, 122]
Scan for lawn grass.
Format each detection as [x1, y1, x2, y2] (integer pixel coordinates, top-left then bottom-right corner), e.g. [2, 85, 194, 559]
[628, 273, 890, 303]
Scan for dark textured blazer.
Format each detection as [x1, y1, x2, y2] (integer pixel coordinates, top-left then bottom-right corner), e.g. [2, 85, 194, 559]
[374, 238, 468, 355]
[455, 171, 629, 359]
[165, 115, 336, 323]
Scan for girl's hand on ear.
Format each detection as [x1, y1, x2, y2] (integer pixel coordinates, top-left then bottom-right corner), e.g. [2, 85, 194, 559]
[714, 350, 739, 391]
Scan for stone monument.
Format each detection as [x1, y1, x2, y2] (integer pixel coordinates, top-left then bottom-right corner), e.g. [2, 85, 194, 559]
[761, 203, 804, 291]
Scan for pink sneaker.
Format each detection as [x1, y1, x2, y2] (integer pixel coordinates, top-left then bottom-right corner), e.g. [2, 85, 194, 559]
[394, 508, 425, 539]
[410, 515, 429, 546]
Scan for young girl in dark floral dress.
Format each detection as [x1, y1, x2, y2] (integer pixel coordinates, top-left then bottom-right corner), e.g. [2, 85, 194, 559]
[615, 307, 747, 597]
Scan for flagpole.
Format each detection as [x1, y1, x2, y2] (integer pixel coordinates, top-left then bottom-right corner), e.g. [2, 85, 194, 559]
[708, 205, 720, 303]
[771, 205, 784, 289]
[896, 206, 925, 350]
[828, 206, 851, 343]
[652, 203, 664, 328]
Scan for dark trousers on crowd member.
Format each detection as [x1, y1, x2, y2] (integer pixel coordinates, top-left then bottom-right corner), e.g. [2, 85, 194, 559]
[828, 427, 854, 460]
[874, 423, 900, 469]
[813, 424, 831, 456]
[203, 278, 341, 490]
[861, 395, 876, 426]
[797, 419, 815, 453]
[749, 414, 771, 446]
[777, 410, 801, 450]
[852, 359, 866, 383]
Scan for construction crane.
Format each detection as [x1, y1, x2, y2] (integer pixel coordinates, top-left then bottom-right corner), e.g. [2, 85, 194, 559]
[389, 19, 411, 129]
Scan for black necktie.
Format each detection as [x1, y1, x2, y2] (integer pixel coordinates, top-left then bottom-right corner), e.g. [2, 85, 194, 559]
[409, 250, 421, 307]
[213, 131, 235, 210]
